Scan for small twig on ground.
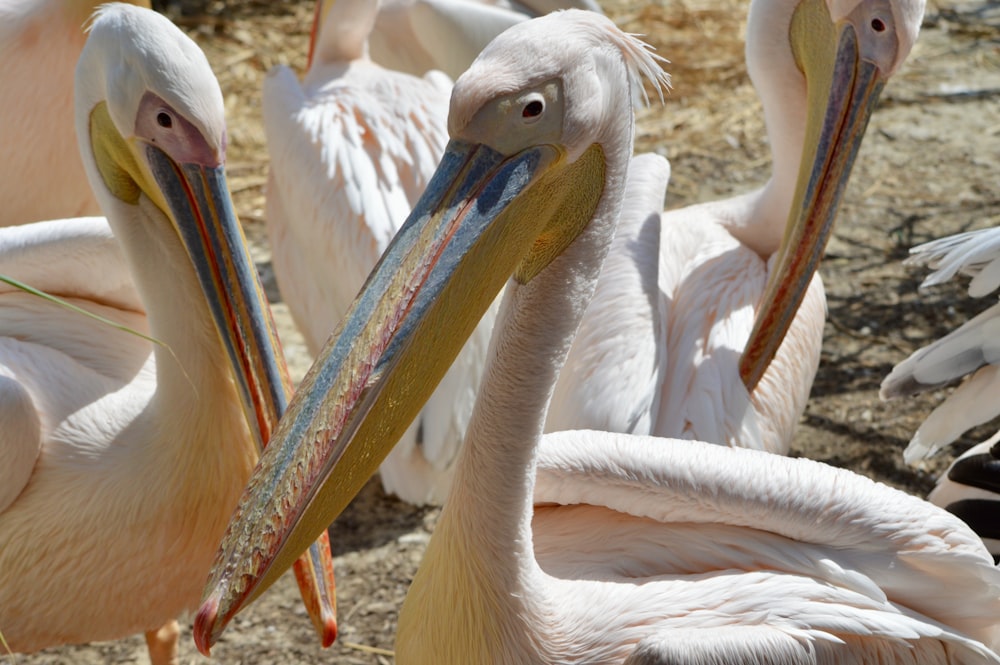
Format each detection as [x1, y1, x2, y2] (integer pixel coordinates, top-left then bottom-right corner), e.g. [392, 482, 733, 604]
[884, 88, 1000, 107]
[221, 48, 255, 69]
[342, 641, 395, 657]
[826, 316, 912, 355]
[229, 177, 269, 195]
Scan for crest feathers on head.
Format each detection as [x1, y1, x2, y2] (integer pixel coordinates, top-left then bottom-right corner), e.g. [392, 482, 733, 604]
[569, 10, 671, 106]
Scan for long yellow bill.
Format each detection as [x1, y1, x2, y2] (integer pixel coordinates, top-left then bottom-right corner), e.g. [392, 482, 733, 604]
[141, 142, 338, 649]
[739, 0, 889, 392]
[194, 137, 606, 650]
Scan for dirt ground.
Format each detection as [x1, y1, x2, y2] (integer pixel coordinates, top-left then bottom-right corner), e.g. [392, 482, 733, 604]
[14, 0, 1000, 662]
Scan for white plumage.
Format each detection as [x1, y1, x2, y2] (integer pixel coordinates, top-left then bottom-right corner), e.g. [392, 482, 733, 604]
[882, 226, 1000, 556]
[882, 228, 1000, 457]
[269, 0, 613, 506]
[265, 32, 451, 350]
[0, 217, 144, 514]
[369, 0, 602, 79]
[370, 0, 526, 78]
[546, 152, 671, 437]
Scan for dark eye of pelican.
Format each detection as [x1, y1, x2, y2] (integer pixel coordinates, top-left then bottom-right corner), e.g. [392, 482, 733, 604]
[156, 111, 173, 129]
[523, 100, 544, 118]
[870, 17, 886, 32]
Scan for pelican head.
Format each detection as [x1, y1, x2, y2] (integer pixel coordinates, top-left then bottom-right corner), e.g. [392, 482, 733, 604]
[739, 0, 925, 390]
[75, 4, 287, 446]
[194, 9, 668, 650]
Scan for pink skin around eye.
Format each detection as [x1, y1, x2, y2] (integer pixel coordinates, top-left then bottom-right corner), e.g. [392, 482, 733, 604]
[134, 91, 224, 168]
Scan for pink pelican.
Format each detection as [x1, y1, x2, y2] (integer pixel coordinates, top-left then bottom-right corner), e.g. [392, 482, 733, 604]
[196, 11, 1000, 663]
[549, 0, 925, 454]
[0, 5, 334, 663]
[267, 0, 609, 505]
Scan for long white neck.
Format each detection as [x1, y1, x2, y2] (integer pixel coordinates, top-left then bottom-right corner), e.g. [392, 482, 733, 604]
[398, 141, 632, 661]
[98, 194, 249, 483]
[447, 125, 633, 600]
[118, 198, 234, 391]
[314, 0, 377, 64]
[724, 0, 808, 257]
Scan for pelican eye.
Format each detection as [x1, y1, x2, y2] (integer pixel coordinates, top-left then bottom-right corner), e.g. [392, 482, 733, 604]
[522, 100, 544, 119]
[156, 111, 173, 129]
[870, 17, 886, 32]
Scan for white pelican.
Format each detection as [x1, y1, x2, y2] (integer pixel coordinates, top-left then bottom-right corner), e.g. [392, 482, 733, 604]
[196, 11, 1000, 663]
[0, 4, 334, 662]
[548, 0, 925, 454]
[266, 0, 502, 504]
[881, 226, 1000, 556]
[0, 0, 149, 226]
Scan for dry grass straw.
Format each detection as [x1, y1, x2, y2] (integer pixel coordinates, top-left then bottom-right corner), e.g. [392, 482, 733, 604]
[0, 627, 13, 663]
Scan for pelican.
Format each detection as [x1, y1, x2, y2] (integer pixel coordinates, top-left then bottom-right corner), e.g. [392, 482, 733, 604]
[0, 0, 153, 226]
[266, 0, 502, 504]
[196, 11, 1000, 663]
[881, 226, 1000, 556]
[548, 0, 924, 454]
[0, 4, 334, 662]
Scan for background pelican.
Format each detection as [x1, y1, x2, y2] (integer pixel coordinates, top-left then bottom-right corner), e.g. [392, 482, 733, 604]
[548, 0, 925, 455]
[196, 11, 1000, 663]
[265, 0, 499, 504]
[0, 5, 333, 663]
[268, 0, 609, 505]
[0, 0, 150, 226]
[882, 226, 1000, 556]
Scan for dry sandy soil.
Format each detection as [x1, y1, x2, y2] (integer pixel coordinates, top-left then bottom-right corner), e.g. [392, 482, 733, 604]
[13, 0, 1000, 662]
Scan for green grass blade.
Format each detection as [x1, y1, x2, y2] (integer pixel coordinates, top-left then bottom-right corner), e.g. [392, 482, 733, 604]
[0, 274, 164, 348]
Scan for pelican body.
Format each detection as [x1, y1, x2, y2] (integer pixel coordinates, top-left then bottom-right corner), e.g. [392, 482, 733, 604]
[269, 0, 608, 506]
[550, 0, 924, 454]
[270, 0, 612, 505]
[196, 10, 1000, 664]
[0, 5, 334, 660]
